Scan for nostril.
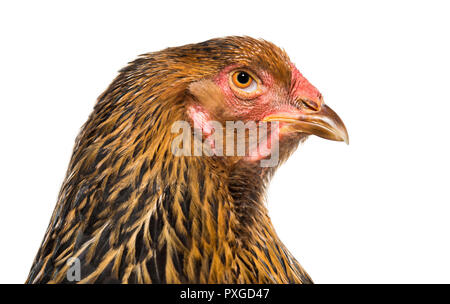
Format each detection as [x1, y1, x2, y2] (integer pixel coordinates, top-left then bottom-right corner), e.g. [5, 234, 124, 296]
[300, 99, 320, 112]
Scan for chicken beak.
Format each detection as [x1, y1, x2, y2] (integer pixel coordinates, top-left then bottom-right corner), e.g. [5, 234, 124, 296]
[263, 104, 349, 144]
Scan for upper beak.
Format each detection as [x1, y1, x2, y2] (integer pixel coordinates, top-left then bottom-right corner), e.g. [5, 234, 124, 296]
[263, 104, 349, 144]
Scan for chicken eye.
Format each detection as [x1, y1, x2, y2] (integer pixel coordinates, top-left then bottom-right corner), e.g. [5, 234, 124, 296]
[235, 72, 250, 86]
[231, 71, 258, 93]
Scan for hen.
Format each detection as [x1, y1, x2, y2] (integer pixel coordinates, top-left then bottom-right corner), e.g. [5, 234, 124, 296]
[26, 36, 348, 283]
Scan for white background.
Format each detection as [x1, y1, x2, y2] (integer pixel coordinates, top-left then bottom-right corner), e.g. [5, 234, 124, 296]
[1, 1, 449, 283]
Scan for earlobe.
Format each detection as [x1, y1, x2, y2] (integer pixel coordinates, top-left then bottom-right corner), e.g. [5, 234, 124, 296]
[186, 104, 214, 136]
[186, 104, 225, 157]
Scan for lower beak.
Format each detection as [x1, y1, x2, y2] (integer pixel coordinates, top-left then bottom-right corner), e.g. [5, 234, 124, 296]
[263, 104, 349, 144]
